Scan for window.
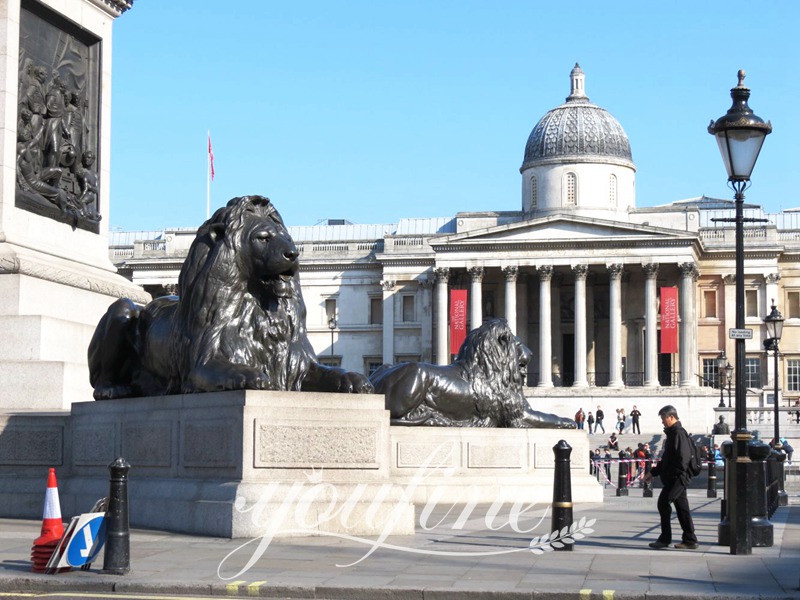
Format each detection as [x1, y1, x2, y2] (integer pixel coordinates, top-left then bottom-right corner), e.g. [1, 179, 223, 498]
[744, 357, 761, 388]
[788, 360, 800, 392]
[402, 295, 415, 322]
[318, 356, 341, 367]
[396, 355, 420, 364]
[325, 298, 337, 321]
[369, 298, 383, 325]
[788, 292, 800, 318]
[702, 359, 720, 388]
[565, 172, 577, 205]
[609, 174, 617, 205]
[703, 290, 717, 319]
[530, 176, 538, 209]
[745, 289, 758, 318]
[365, 358, 384, 377]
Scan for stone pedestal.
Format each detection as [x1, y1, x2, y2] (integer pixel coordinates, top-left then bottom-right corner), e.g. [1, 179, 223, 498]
[0, 391, 416, 538]
[0, 0, 144, 410]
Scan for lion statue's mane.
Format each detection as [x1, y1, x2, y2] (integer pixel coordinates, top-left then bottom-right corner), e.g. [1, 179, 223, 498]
[89, 195, 373, 399]
[369, 319, 574, 428]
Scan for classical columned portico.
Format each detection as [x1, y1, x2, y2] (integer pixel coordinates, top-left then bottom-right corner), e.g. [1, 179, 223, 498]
[643, 263, 659, 387]
[572, 264, 589, 387]
[469, 266, 484, 331]
[381, 279, 396, 365]
[537, 265, 553, 387]
[503, 266, 518, 335]
[607, 263, 624, 388]
[435, 267, 449, 365]
[678, 262, 699, 387]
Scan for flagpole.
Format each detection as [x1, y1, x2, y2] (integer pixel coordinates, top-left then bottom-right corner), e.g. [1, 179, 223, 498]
[206, 130, 211, 220]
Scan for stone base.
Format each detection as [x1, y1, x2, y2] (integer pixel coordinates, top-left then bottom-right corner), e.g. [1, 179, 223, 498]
[390, 427, 602, 505]
[0, 391, 602, 539]
[0, 244, 150, 410]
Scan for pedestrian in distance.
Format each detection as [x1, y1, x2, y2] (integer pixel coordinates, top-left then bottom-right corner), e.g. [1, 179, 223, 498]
[616, 408, 626, 434]
[645, 405, 698, 550]
[575, 407, 586, 430]
[587, 411, 595, 435]
[630, 405, 641, 435]
[607, 432, 619, 451]
[595, 406, 606, 434]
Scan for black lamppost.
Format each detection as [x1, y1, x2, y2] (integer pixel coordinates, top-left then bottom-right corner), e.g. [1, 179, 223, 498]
[763, 300, 788, 507]
[717, 351, 727, 408]
[709, 70, 772, 554]
[328, 316, 337, 360]
[725, 362, 733, 408]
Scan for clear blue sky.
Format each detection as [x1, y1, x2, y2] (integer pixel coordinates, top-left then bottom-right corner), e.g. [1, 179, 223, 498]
[109, 1, 799, 232]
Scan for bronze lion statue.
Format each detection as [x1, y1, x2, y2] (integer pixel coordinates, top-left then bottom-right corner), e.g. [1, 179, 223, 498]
[369, 319, 574, 428]
[89, 195, 374, 399]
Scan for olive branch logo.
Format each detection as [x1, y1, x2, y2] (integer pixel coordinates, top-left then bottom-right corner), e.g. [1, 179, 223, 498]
[528, 517, 596, 554]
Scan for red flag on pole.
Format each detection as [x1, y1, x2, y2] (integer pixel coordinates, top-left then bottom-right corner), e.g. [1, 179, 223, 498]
[660, 287, 679, 354]
[208, 133, 215, 181]
[449, 289, 468, 355]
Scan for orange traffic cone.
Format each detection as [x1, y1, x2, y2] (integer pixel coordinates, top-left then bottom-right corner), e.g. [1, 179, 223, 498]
[31, 468, 66, 573]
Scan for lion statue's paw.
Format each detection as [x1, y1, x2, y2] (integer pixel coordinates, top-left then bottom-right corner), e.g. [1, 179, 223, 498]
[337, 372, 375, 394]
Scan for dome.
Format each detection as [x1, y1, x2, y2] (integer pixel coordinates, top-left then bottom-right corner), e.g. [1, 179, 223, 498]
[521, 64, 634, 171]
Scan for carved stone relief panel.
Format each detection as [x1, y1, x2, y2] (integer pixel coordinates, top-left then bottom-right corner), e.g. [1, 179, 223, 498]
[16, 0, 102, 232]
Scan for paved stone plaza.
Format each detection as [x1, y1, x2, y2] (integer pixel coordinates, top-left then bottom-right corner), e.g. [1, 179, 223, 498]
[0, 488, 798, 599]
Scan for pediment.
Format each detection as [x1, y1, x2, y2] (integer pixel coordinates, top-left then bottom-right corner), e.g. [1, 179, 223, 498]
[434, 214, 696, 246]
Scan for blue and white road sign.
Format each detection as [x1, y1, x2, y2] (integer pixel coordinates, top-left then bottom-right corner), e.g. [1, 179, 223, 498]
[64, 513, 107, 567]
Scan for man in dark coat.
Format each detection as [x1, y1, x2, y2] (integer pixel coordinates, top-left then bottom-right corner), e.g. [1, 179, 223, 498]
[644, 405, 698, 550]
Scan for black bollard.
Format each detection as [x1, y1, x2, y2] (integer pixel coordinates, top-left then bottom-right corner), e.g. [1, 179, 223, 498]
[102, 457, 131, 575]
[748, 440, 773, 548]
[551, 440, 573, 551]
[707, 455, 717, 498]
[718, 441, 733, 545]
[643, 459, 653, 497]
[616, 459, 628, 496]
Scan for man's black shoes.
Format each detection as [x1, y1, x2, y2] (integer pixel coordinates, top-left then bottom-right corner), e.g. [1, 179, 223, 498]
[648, 541, 669, 549]
[674, 542, 698, 549]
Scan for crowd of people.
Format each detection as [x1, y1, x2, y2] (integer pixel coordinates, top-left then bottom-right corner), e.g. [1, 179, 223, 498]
[575, 404, 641, 435]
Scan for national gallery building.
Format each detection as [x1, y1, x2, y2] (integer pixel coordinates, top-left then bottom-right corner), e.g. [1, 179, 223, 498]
[111, 66, 800, 415]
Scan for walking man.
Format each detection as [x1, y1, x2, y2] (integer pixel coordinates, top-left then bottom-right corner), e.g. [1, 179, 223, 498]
[644, 405, 698, 550]
[595, 406, 605, 434]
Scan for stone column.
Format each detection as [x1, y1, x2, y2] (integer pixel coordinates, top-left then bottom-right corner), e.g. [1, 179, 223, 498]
[517, 274, 529, 348]
[679, 262, 699, 387]
[643, 263, 659, 387]
[435, 267, 449, 365]
[381, 279, 396, 365]
[469, 266, 484, 331]
[573, 264, 589, 388]
[552, 273, 563, 385]
[538, 266, 553, 387]
[503, 266, 518, 335]
[419, 278, 434, 363]
[608, 264, 624, 388]
[765, 273, 781, 388]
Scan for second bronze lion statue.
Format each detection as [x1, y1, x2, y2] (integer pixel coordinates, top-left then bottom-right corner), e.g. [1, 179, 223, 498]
[369, 319, 575, 428]
[89, 195, 373, 399]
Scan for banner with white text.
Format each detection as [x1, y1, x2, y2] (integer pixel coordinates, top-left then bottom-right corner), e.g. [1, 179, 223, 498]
[660, 286, 678, 354]
[449, 289, 468, 355]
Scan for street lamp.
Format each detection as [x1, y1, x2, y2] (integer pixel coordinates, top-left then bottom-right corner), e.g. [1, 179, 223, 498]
[328, 316, 337, 361]
[725, 362, 733, 408]
[763, 300, 788, 507]
[709, 70, 772, 555]
[717, 351, 727, 408]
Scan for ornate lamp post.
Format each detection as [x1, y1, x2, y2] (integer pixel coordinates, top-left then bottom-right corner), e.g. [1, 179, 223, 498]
[717, 351, 727, 408]
[725, 362, 734, 408]
[328, 316, 337, 361]
[709, 69, 772, 554]
[763, 301, 788, 507]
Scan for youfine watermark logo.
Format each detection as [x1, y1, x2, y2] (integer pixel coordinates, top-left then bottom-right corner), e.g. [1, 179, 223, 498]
[217, 442, 597, 579]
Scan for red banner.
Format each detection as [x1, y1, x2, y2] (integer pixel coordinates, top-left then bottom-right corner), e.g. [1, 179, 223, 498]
[660, 287, 678, 354]
[449, 289, 468, 355]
